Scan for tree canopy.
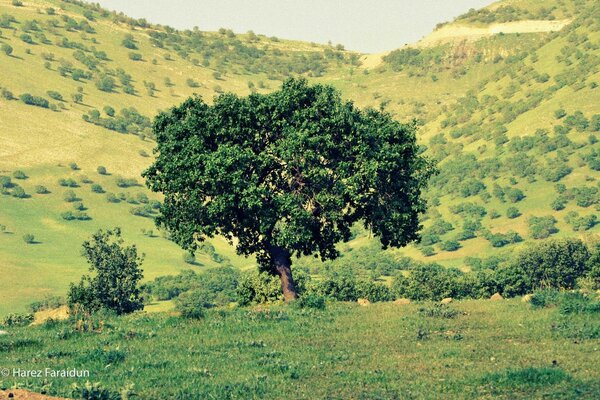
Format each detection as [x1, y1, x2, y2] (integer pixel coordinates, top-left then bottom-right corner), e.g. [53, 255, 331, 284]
[144, 78, 434, 300]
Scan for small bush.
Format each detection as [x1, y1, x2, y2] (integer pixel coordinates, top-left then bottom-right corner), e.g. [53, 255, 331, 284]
[237, 271, 283, 305]
[183, 251, 196, 265]
[91, 184, 104, 193]
[1, 43, 13, 56]
[12, 170, 27, 179]
[175, 289, 212, 319]
[97, 166, 107, 175]
[58, 178, 78, 187]
[23, 233, 35, 244]
[34, 185, 49, 194]
[69, 162, 79, 170]
[63, 190, 79, 202]
[506, 207, 521, 219]
[293, 294, 326, 310]
[1, 313, 33, 327]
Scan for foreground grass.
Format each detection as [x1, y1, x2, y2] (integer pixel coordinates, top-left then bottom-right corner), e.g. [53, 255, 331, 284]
[0, 299, 598, 399]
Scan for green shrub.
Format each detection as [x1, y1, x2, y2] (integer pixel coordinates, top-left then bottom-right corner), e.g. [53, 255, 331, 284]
[292, 293, 326, 310]
[47, 90, 63, 101]
[175, 289, 213, 319]
[116, 176, 138, 187]
[29, 296, 65, 312]
[498, 238, 590, 296]
[237, 271, 283, 305]
[91, 184, 104, 193]
[63, 190, 79, 202]
[1, 313, 33, 327]
[392, 264, 462, 301]
[528, 216, 558, 239]
[95, 75, 116, 92]
[68, 228, 144, 315]
[1, 43, 13, 56]
[183, 251, 196, 265]
[58, 178, 78, 187]
[12, 170, 27, 179]
[22, 233, 35, 244]
[440, 240, 460, 252]
[97, 166, 107, 175]
[128, 52, 143, 61]
[506, 207, 521, 219]
[11, 186, 27, 198]
[310, 270, 359, 302]
[34, 185, 49, 194]
[356, 280, 394, 302]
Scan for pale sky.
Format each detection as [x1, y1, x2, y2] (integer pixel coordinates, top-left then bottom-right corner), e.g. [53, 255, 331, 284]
[95, 0, 495, 53]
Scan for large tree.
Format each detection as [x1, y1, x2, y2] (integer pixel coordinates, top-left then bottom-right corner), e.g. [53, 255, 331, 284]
[144, 78, 433, 301]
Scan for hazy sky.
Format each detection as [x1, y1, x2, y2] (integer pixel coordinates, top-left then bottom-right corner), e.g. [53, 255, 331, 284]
[95, 0, 495, 53]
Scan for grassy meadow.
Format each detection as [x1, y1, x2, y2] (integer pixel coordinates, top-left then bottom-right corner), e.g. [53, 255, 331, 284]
[1, 299, 599, 399]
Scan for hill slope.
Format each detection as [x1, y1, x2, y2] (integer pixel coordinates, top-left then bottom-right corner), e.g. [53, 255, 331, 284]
[0, 0, 598, 314]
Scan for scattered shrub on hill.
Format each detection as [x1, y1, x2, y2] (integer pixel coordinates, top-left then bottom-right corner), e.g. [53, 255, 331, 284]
[528, 216, 559, 239]
[22, 233, 35, 244]
[61, 211, 91, 221]
[68, 162, 79, 170]
[116, 176, 139, 187]
[183, 251, 196, 265]
[71, 92, 83, 103]
[565, 212, 597, 232]
[106, 193, 120, 203]
[122, 34, 137, 49]
[12, 170, 27, 179]
[128, 52, 143, 61]
[484, 231, 522, 248]
[63, 190, 79, 202]
[20, 33, 34, 44]
[67, 228, 144, 314]
[58, 178, 78, 188]
[440, 240, 461, 252]
[506, 207, 521, 219]
[186, 78, 199, 88]
[1, 87, 14, 100]
[95, 75, 116, 92]
[34, 185, 49, 194]
[506, 188, 524, 203]
[19, 93, 49, 108]
[1, 43, 13, 56]
[91, 183, 104, 193]
[97, 166, 107, 175]
[46, 90, 64, 101]
[551, 196, 567, 211]
[11, 186, 28, 198]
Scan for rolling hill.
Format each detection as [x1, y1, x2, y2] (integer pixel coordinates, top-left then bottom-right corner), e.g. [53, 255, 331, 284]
[0, 0, 598, 315]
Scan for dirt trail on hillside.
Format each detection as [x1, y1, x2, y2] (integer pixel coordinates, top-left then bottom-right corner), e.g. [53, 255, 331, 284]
[360, 19, 572, 69]
[416, 19, 571, 47]
[0, 390, 69, 400]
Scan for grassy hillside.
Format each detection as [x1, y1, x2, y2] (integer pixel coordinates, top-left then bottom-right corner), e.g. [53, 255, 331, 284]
[0, 0, 599, 315]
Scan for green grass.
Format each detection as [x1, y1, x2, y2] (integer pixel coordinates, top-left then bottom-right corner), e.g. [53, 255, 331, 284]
[1, 299, 599, 399]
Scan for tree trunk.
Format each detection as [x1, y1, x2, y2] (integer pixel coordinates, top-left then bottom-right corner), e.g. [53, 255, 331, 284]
[269, 245, 298, 302]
